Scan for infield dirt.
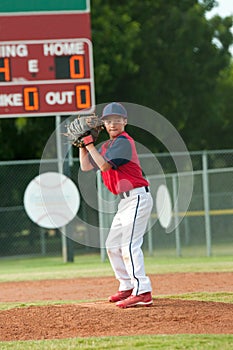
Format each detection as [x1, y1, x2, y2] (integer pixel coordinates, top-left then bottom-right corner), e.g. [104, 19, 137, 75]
[0, 272, 232, 340]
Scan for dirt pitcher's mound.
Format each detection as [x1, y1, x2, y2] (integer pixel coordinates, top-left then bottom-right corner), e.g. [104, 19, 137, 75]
[0, 272, 233, 340]
[0, 299, 233, 341]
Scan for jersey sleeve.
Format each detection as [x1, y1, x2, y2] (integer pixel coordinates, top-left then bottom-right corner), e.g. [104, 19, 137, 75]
[104, 136, 132, 169]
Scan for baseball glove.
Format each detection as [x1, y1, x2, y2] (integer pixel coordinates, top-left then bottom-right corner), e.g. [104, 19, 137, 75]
[64, 114, 104, 148]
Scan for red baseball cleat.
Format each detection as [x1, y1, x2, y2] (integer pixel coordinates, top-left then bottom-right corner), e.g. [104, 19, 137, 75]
[108, 289, 133, 302]
[116, 292, 153, 308]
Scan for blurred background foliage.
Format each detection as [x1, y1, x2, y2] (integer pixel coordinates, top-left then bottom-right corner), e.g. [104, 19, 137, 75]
[0, 0, 232, 159]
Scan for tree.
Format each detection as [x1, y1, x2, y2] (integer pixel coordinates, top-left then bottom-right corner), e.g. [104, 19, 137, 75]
[0, 116, 55, 160]
[92, 0, 233, 150]
[215, 62, 233, 149]
[91, 0, 141, 102]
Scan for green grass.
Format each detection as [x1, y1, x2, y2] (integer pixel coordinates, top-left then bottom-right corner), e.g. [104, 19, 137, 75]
[157, 291, 233, 303]
[0, 298, 106, 311]
[0, 335, 233, 350]
[0, 254, 232, 282]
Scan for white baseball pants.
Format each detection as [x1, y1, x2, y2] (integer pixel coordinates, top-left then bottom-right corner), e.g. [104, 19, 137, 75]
[106, 187, 153, 295]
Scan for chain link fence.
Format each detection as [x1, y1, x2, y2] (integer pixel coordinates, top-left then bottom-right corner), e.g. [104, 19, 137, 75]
[144, 150, 233, 257]
[0, 150, 232, 259]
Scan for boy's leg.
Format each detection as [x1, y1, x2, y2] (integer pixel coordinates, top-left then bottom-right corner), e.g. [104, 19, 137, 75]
[106, 212, 133, 292]
[120, 193, 153, 295]
[121, 236, 152, 295]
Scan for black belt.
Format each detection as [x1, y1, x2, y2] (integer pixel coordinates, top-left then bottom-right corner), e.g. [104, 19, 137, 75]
[119, 186, 149, 199]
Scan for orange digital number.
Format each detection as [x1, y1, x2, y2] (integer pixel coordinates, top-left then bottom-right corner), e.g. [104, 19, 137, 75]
[70, 55, 85, 79]
[0, 58, 10, 81]
[23, 87, 39, 111]
[75, 85, 91, 109]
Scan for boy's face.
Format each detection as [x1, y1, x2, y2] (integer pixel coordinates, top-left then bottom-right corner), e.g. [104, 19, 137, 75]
[103, 115, 127, 139]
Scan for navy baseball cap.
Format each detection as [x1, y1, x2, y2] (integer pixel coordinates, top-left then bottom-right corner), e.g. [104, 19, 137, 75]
[101, 102, 127, 119]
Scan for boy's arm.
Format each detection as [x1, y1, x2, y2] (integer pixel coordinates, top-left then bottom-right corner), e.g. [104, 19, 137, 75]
[85, 143, 112, 172]
[79, 147, 94, 171]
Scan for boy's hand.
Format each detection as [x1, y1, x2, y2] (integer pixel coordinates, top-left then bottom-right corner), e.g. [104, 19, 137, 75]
[82, 134, 94, 147]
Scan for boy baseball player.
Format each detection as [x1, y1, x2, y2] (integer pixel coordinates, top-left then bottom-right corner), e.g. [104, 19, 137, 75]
[79, 102, 153, 308]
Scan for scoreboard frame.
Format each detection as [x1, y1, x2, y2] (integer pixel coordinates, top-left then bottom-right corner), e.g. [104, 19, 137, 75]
[0, 38, 95, 117]
[0, 0, 95, 118]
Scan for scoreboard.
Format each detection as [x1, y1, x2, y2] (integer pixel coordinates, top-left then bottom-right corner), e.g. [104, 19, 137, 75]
[0, 0, 95, 117]
[0, 38, 94, 116]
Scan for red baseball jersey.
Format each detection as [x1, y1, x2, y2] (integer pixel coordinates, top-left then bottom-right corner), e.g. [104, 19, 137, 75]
[98, 131, 149, 195]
